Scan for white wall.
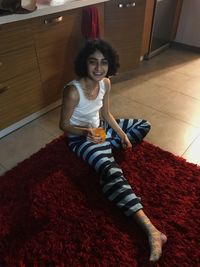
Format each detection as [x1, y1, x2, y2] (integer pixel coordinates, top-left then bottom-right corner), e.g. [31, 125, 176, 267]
[175, 0, 200, 47]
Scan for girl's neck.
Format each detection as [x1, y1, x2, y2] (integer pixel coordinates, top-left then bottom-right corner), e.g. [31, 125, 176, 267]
[79, 77, 100, 100]
[83, 77, 99, 90]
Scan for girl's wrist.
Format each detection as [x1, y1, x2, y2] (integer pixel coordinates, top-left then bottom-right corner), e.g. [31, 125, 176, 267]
[119, 132, 127, 140]
[82, 128, 90, 136]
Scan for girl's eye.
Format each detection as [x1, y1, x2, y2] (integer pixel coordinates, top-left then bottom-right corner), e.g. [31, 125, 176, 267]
[88, 60, 97, 65]
[102, 60, 108, 65]
[87, 59, 108, 66]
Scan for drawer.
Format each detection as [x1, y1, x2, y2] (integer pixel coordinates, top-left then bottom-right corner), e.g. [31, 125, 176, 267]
[0, 46, 38, 82]
[0, 70, 44, 130]
[0, 20, 34, 54]
[32, 9, 82, 49]
[105, 0, 145, 18]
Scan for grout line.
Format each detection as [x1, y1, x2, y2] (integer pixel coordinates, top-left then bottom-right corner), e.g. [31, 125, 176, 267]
[117, 95, 200, 130]
[181, 134, 200, 157]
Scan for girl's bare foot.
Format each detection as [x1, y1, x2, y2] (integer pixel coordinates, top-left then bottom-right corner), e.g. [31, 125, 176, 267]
[149, 231, 167, 263]
[133, 210, 167, 263]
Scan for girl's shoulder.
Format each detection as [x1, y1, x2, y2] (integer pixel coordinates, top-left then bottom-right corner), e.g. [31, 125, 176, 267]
[63, 81, 80, 103]
[102, 77, 111, 92]
[64, 79, 80, 90]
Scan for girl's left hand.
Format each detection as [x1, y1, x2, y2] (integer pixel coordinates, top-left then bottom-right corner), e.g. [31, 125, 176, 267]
[121, 134, 132, 150]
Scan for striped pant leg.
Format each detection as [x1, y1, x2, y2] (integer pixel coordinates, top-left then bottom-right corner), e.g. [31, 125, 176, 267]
[68, 136, 143, 216]
[106, 118, 151, 148]
[100, 161, 143, 216]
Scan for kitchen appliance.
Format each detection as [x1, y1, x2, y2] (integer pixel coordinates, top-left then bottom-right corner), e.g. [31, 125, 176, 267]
[145, 0, 177, 59]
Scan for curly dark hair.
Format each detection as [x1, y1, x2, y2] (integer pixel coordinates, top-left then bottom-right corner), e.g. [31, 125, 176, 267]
[74, 39, 120, 77]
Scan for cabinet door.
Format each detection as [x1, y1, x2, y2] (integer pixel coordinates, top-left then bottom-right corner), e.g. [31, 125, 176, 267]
[33, 9, 83, 105]
[0, 70, 44, 130]
[104, 0, 146, 73]
[0, 20, 34, 54]
[36, 42, 77, 104]
[0, 46, 38, 82]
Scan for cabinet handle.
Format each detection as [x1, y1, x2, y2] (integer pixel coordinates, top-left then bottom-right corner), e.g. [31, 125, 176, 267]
[44, 16, 63, 25]
[118, 2, 136, 8]
[130, 2, 136, 7]
[0, 62, 2, 67]
[0, 86, 9, 94]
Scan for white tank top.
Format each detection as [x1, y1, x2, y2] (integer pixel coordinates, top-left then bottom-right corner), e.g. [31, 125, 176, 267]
[67, 79, 107, 128]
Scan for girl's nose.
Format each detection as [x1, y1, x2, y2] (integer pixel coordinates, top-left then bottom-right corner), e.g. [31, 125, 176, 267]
[95, 62, 102, 71]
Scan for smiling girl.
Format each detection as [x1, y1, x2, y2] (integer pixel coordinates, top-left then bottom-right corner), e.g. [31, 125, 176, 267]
[59, 39, 167, 263]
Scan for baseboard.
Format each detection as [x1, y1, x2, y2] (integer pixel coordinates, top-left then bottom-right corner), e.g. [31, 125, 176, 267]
[0, 100, 62, 139]
[170, 41, 200, 53]
[144, 43, 170, 60]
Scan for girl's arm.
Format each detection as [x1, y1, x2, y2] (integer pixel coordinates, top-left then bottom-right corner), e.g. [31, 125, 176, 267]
[101, 78, 132, 149]
[59, 85, 90, 136]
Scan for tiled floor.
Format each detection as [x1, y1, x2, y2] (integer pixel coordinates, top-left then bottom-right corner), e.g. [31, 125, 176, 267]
[1, 47, 200, 176]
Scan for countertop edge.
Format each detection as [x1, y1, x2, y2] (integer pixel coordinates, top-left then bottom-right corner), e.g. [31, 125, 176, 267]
[0, 0, 108, 25]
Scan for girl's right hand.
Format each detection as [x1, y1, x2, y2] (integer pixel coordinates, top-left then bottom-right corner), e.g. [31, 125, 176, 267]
[121, 134, 132, 150]
[84, 128, 102, 143]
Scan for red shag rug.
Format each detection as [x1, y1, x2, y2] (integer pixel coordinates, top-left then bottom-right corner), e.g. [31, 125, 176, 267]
[0, 137, 200, 267]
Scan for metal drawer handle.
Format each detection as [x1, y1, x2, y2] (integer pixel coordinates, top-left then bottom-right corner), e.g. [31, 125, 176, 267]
[118, 2, 136, 8]
[126, 2, 136, 7]
[44, 16, 63, 25]
[0, 86, 9, 94]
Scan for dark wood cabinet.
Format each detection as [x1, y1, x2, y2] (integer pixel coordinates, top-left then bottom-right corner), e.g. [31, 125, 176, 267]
[104, 0, 146, 73]
[0, 3, 104, 134]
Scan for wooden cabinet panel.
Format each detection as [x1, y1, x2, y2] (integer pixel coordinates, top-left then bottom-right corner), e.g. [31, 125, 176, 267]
[0, 19, 43, 131]
[32, 9, 82, 49]
[34, 9, 83, 105]
[0, 46, 38, 82]
[0, 70, 44, 130]
[141, 0, 154, 56]
[0, 20, 34, 53]
[36, 42, 75, 104]
[104, 0, 146, 72]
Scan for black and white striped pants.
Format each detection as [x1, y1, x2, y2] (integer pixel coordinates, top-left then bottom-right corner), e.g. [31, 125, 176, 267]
[68, 119, 151, 216]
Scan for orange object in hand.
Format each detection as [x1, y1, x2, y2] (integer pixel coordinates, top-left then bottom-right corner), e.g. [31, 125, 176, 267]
[94, 128, 106, 142]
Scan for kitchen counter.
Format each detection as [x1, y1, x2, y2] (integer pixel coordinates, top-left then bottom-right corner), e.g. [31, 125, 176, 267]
[0, 0, 108, 25]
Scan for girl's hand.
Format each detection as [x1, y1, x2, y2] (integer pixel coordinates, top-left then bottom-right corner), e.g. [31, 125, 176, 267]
[121, 134, 132, 150]
[85, 128, 102, 143]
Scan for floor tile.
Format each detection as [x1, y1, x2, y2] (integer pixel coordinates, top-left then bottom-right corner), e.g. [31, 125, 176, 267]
[159, 92, 200, 127]
[147, 69, 190, 92]
[180, 76, 200, 100]
[175, 59, 200, 77]
[110, 93, 155, 120]
[114, 80, 177, 110]
[0, 123, 53, 170]
[145, 111, 200, 156]
[182, 135, 200, 165]
[33, 107, 63, 138]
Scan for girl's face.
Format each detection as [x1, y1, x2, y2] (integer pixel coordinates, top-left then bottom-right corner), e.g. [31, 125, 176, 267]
[86, 50, 109, 82]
